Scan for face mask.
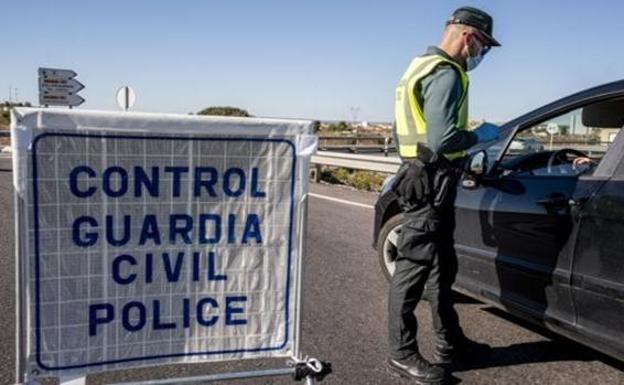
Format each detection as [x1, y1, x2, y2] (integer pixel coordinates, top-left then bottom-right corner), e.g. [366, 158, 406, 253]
[466, 50, 484, 71]
[465, 39, 487, 71]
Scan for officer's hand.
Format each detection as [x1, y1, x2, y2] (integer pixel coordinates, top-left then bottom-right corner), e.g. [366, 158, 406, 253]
[473, 122, 500, 143]
[395, 163, 429, 204]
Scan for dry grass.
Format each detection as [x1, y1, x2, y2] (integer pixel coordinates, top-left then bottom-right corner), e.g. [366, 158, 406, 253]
[320, 167, 387, 191]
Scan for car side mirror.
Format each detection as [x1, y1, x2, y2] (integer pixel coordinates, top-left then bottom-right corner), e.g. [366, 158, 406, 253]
[462, 150, 488, 189]
[468, 150, 488, 176]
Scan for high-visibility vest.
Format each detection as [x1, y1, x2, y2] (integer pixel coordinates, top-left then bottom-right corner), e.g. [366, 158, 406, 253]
[394, 54, 469, 159]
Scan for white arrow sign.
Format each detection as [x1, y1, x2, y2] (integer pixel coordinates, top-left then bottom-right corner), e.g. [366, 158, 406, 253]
[39, 93, 85, 107]
[38, 67, 85, 107]
[39, 78, 84, 94]
[38, 68, 78, 79]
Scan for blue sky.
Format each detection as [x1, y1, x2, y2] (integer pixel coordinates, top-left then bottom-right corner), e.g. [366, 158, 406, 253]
[3, 0, 624, 122]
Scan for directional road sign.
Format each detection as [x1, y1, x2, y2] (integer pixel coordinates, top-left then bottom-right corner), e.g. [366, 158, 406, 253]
[39, 77, 84, 94]
[38, 68, 77, 79]
[39, 93, 85, 107]
[38, 67, 85, 107]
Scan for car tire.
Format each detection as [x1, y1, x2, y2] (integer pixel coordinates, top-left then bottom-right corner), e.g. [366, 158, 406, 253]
[376, 214, 405, 281]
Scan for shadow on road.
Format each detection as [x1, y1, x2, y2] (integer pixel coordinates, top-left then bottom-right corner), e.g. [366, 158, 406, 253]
[443, 337, 605, 385]
[449, 306, 624, 375]
[451, 291, 482, 305]
[453, 339, 592, 372]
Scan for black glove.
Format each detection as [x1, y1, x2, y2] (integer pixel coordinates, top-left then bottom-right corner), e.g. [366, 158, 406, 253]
[392, 161, 430, 205]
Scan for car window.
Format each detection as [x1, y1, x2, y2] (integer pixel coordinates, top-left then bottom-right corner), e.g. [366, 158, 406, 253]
[473, 125, 514, 161]
[498, 103, 621, 177]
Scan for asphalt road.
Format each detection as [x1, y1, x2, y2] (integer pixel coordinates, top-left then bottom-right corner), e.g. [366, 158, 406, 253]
[1, 156, 624, 385]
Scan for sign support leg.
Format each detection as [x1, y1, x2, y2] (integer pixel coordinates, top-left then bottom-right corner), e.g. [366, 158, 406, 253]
[290, 192, 333, 382]
[14, 195, 27, 385]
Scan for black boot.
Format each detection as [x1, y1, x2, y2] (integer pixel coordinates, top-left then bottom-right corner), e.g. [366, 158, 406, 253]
[433, 336, 491, 364]
[388, 353, 446, 384]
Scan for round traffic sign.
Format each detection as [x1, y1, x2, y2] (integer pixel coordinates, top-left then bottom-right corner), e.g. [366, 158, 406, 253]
[116, 86, 136, 111]
[546, 123, 559, 135]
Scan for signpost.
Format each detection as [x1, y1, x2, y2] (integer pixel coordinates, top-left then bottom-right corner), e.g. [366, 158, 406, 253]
[546, 122, 559, 150]
[11, 108, 328, 385]
[38, 68, 85, 108]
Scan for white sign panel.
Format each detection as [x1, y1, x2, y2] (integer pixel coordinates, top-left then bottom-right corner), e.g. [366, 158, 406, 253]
[11, 108, 316, 376]
[39, 78, 84, 94]
[39, 93, 85, 107]
[38, 68, 78, 79]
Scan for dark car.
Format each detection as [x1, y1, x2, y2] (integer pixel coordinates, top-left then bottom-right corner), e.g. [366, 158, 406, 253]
[373, 80, 624, 361]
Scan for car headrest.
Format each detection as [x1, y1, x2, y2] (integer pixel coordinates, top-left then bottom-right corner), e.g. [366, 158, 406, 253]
[582, 98, 624, 128]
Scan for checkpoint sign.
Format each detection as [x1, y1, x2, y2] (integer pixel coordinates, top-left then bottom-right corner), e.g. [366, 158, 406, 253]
[12, 108, 314, 375]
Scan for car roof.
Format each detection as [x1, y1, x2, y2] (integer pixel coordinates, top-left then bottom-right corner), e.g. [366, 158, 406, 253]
[502, 79, 624, 131]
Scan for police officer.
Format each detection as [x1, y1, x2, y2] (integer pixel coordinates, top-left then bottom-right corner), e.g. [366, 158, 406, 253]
[388, 6, 502, 383]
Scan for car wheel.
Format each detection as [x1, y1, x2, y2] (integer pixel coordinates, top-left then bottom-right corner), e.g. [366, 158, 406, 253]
[376, 214, 404, 281]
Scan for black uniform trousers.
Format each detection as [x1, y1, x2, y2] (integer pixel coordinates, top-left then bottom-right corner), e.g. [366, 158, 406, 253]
[388, 164, 464, 361]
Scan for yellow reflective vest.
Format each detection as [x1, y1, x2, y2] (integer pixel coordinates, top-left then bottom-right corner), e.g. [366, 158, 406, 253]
[394, 54, 469, 159]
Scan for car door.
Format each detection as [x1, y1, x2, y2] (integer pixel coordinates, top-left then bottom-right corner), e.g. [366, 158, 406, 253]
[452, 102, 618, 326]
[569, 117, 624, 359]
[453, 159, 578, 324]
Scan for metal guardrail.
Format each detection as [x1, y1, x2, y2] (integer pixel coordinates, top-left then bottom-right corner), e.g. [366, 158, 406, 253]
[317, 135, 614, 158]
[548, 143, 607, 158]
[318, 136, 395, 156]
[311, 151, 401, 174]
[310, 142, 611, 176]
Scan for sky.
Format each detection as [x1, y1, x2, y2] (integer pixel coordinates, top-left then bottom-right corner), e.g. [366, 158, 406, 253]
[3, 0, 624, 123]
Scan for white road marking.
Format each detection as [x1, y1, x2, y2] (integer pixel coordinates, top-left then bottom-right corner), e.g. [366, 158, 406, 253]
[308, 192, 374, 209]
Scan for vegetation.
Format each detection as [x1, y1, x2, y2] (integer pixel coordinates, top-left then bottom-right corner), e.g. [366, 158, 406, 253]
[1, 101, 32, 130]
[0, 111, 9, 129]
[197, 106, 252, 117]
[320, 167, 386, 192]
[325, 121, 351, 133]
